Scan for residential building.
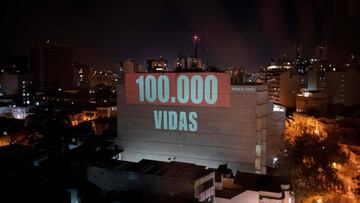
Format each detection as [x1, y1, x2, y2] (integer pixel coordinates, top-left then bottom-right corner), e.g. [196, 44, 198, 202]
[215, 171, 294, 203]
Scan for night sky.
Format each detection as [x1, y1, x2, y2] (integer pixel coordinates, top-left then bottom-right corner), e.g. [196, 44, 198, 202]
[1, 0, 360, 72]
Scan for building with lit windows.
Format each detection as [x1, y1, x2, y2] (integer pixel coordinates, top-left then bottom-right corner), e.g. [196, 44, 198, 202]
[74, 62, 90, 88]
[175, 55, 203, 70]
[225, 67, 246, 85]
[305, 61, 360, 107]
[147, 57, 168, 72]
[260, 59, 301, 108]
[0, 73, 34, 105]
[324, 66, 360, 106]
[89, 69, 118, 88]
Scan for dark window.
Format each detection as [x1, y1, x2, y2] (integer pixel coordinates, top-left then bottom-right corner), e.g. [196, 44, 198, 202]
[198, 179, 213, 194]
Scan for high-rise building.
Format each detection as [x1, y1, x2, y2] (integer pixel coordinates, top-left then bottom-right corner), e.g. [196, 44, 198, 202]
[32, 41, 74, 90]
[325, 66, 360, 106]
[306, 60, 333, 91]
[305, 60, 360, 107]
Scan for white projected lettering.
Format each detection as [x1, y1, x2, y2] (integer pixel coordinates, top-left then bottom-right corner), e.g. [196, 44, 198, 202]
[135, 75, 145, 102]
[157, 75, 169, 103]
[204, 75, 218, 104]
[177, 75, 190, 104]
[191, 75, 203, 104]
[145, 75, 156, 102]
[128, 73, 229, 133]
[153, 110, 198, 132]
[135, 74, 218, 105]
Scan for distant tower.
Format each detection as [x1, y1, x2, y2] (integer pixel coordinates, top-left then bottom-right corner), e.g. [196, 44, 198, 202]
[296, 43, 301, 59]
[193, 34, 200, 58]
[206, 26, 209, 66]
[317, 43, 326, 61]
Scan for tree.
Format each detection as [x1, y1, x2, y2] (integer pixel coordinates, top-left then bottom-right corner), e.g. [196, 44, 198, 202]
[355, 175, 360, 198]
[276, 133, 347, 200]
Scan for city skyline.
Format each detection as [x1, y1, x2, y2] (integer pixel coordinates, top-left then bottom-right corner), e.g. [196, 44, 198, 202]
[1, 1, 360, 202]
[1, 0, 360, 71]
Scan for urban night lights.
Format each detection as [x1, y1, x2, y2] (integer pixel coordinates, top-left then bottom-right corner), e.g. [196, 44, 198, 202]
[1, 1, 360, 203]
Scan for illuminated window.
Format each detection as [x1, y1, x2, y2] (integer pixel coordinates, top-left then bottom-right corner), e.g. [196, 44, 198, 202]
[273, 104, 285, 112]
[256, 144, 261, 157]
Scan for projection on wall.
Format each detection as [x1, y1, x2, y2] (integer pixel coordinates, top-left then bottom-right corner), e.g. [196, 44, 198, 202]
[125, 73, 230, 132]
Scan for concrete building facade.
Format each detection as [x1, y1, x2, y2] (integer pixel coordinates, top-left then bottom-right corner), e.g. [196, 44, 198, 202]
[116, 72, 272, 174]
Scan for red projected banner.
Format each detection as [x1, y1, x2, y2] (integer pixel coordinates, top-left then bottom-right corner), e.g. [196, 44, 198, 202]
[125, 72, 230, 107]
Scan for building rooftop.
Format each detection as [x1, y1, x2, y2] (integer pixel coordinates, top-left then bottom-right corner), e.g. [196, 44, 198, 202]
[107, 191, 201, 203]
[215, 171, 290, 199]
[94, 159, 214, 181]
[234, 172, 289, 192]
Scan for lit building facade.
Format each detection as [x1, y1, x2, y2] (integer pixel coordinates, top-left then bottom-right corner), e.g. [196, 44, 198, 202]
[262, 68, 300, 108]
[260, 60, 301, 108]
[115, 72, 285, 174]
[267, 103, 286, 167]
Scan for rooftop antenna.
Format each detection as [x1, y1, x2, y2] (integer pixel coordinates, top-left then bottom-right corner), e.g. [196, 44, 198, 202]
[193, 34, 200, 58]
[296, 43, 301, 59]
[206, 25, 209, 66]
